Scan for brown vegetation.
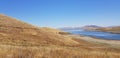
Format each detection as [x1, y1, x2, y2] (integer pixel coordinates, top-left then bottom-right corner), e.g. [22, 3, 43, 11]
[0, 14, 120, 58]
[95, 26, 120, 34]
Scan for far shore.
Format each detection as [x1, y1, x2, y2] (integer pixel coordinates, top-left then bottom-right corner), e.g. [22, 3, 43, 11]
[84, 29, 120, 34]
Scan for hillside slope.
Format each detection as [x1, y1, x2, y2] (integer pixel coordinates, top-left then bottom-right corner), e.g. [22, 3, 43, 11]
[0, 14, 120, 58]
[0, 14, 79, 46]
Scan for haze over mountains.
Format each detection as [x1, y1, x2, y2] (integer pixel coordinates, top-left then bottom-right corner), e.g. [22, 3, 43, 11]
[60, 25, 103, 30]
[60, 25, 120, 34]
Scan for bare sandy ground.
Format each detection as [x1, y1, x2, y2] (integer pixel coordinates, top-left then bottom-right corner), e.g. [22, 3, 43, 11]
[69, 35, 120, 48]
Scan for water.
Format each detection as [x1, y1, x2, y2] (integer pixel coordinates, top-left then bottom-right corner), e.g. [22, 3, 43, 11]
[64, 30, 120, 40]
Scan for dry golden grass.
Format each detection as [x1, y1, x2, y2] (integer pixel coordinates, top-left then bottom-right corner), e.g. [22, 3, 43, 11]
[0, 14, 79, 46]
[0, 14, 120, 58]
[95, 26, 120, 34]
[0, 44, 120, 58]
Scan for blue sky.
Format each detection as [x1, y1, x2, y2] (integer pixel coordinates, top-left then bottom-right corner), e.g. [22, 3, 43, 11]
[0, 0, 120, 28]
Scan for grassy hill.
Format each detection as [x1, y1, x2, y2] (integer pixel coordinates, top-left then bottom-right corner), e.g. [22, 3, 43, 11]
[95, 26, 120, 34]
[0, 14, 120, 58]
[0, 14, 79, 46]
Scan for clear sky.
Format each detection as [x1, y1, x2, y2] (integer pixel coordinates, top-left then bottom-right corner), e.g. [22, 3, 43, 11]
[0, 0, 120, 28]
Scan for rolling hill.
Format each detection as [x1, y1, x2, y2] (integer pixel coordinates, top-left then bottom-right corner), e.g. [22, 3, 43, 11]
[0, 14, 80, 46]
[95, 26, 120, 34]
[0, 14, 120, 58]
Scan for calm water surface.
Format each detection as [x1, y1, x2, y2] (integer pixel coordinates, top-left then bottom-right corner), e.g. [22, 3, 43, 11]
[65, 30, 120, 40]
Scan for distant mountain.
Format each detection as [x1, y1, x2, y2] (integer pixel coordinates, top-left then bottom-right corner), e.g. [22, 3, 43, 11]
[82, 25, 102, 28]
[81, 25, 103, 30]
[60, 25, 102, 30]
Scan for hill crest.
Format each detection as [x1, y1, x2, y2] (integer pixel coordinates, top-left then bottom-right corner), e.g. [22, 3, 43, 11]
[0, 14, 79, 46]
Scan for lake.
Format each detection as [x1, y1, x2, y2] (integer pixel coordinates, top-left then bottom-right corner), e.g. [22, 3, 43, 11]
[64, 30, 120, 40]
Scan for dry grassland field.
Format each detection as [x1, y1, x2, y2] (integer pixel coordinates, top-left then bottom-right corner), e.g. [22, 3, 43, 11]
[0, 14, 120, 58]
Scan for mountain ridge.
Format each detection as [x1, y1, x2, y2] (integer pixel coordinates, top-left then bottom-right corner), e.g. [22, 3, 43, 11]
[60, 25, 102, 30]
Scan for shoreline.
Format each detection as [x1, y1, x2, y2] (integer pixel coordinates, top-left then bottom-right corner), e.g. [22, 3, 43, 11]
[85, 29, 120, 34]
[69, 34, 120, 48]
[78, 34, 120, 41]
[95, 30, 120, 34]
